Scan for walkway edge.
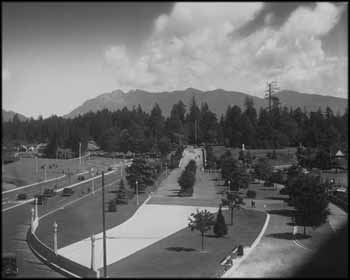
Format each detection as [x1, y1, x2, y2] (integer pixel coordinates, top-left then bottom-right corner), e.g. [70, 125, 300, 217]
[222, 212, 270, 278]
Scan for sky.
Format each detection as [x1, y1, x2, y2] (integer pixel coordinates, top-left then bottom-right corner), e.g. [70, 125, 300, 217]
[2, 2, 348, 118]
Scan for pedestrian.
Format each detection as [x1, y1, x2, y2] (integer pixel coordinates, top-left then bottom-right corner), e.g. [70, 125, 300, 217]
[251, 199, 254, 208]
[252, 200, 256, 208]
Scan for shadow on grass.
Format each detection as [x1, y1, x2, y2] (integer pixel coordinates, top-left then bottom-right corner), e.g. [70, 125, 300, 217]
[166, 246, 196, 252]
[264, 196, 289, 201]
[266, 232, 311, 240]
[267, 209, 297, 217]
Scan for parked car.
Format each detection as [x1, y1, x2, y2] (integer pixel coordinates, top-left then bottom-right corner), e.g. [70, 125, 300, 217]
[2, 252, 18, 277]
[78, 175, 85, 181]
[62, 188, 74, 196]
[43, 188, 56, 197]
[34, 194, 46, 205]
[17, 193, 27, 200]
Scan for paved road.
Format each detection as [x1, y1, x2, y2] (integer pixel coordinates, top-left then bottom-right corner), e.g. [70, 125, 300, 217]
[2, 169, 120, 278]
[223, 198, 314, 278]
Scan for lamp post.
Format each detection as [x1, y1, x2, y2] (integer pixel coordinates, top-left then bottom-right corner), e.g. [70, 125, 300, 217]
[90, 234, 96, 271]
[35, 197, 38, 220]
[91, 168, 95, 194]
[101, 172, 107, 278]
[136, 180, 139, 206]
[79, 142, 82, 166]
[53, 221, 58, 255]
[31, 208, 35, 232]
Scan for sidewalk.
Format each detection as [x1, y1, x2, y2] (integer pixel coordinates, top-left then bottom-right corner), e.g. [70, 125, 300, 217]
[328, 202, 348, 232]
[223, 198, 313, 278]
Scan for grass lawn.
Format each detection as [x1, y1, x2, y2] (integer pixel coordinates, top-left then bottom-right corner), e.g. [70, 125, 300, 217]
[104, 208, 266, 278]
[296, 223, 334, 251]
[35, 171, 167, 250]
[2, 156, 120, 188]
[211, 146, 297, 166]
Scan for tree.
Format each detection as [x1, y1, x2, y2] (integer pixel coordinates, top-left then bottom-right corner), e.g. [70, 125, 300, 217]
[188, 209, 215, 251]
[126, 157, 154, 193]
[178, 159, 197, 196]
[253, 157, 273, 181]
[221, 191, 245, 225]
[115, 179, 128, 204]
[213, 206, 228, 237]
[292, 174, 330, 236]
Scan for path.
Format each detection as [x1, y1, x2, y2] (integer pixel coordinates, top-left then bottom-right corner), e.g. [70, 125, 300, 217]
[223, 198, 313, 278]
[57, 147, 221, 272]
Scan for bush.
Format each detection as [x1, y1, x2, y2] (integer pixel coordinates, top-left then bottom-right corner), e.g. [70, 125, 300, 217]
[108, 200, 117, 212]
[246, 190, 256, 198]
[213, 206, 228, 237]
[17, 193, 27, 200]
[264, 180, 274, 187]
[279, 187, 288, 195]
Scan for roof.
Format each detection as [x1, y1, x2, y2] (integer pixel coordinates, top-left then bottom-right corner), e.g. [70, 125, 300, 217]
[335, 150, 344, 157]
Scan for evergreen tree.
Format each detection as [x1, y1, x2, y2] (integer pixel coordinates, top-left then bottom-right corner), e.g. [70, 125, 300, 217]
[213, 206, 228, 237]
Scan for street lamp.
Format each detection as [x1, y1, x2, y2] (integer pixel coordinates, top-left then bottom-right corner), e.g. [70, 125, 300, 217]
[90, 234, 95, 271]
[53, 221, 58, 255]
[136, 180, 139, 206]
[91, 168, 95, 194]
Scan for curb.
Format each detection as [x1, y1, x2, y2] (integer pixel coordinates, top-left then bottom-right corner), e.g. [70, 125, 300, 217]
[221, 211, 270, 278]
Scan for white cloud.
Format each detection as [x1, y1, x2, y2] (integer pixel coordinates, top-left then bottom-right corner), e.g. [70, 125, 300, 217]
[104, 2, 347, 97]
[2, 68, 11, 82]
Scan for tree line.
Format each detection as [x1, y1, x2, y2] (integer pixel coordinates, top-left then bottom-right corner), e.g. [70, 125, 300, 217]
[3, 96, 348, 157]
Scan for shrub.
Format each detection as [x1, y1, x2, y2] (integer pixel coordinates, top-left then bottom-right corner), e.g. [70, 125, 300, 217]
[213, 206, 228, 237]
[246, 190, 256, 198]
[264, 180, 274, 187]
[108, 200, 117, 212]
[279, 187, 288, 195]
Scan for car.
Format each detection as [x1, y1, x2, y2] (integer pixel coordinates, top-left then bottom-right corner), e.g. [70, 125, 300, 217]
[78, 175, 85, 181]
[62, 188, 74, 196]
[43, 188, 56, 197]
[2, 252, 18, 277]
[17, 193, 27, 200]
[34, 194, 46, 205]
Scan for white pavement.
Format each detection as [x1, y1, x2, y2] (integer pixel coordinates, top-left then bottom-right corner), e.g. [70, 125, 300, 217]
[58, 146, 217, 270]
[58, 202, 217, 269]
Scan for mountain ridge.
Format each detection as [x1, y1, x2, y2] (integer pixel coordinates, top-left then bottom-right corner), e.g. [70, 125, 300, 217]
[63, 88, 347, 119]
[2, 110, 27, 122]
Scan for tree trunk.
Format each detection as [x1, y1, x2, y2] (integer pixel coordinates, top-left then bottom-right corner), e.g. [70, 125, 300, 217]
[231, 207, 233, 225]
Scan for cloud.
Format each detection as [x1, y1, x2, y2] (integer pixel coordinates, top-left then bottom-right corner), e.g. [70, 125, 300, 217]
[2, 68, 11, 82]
[104, 2, 347, 97]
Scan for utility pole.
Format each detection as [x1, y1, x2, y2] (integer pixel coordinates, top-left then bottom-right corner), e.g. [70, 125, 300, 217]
[101, 172, 107, 278]
[264, 81, 279, 112]
[79, 142, 82, 166]
[194, 119, 198, 146]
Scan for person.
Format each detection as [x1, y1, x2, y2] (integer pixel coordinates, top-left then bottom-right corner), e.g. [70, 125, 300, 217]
[251, 199, 254, 208]
[252, 199, 255, 208]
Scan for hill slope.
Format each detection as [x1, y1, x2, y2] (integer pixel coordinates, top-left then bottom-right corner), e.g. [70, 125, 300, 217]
[2, 110, 27, 122]
[64, 88, 348, 118]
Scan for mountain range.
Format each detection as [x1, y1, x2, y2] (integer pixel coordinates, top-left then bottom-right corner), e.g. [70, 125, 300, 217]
[64, 88, 348, 119]
[2, 110, 27, 122]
